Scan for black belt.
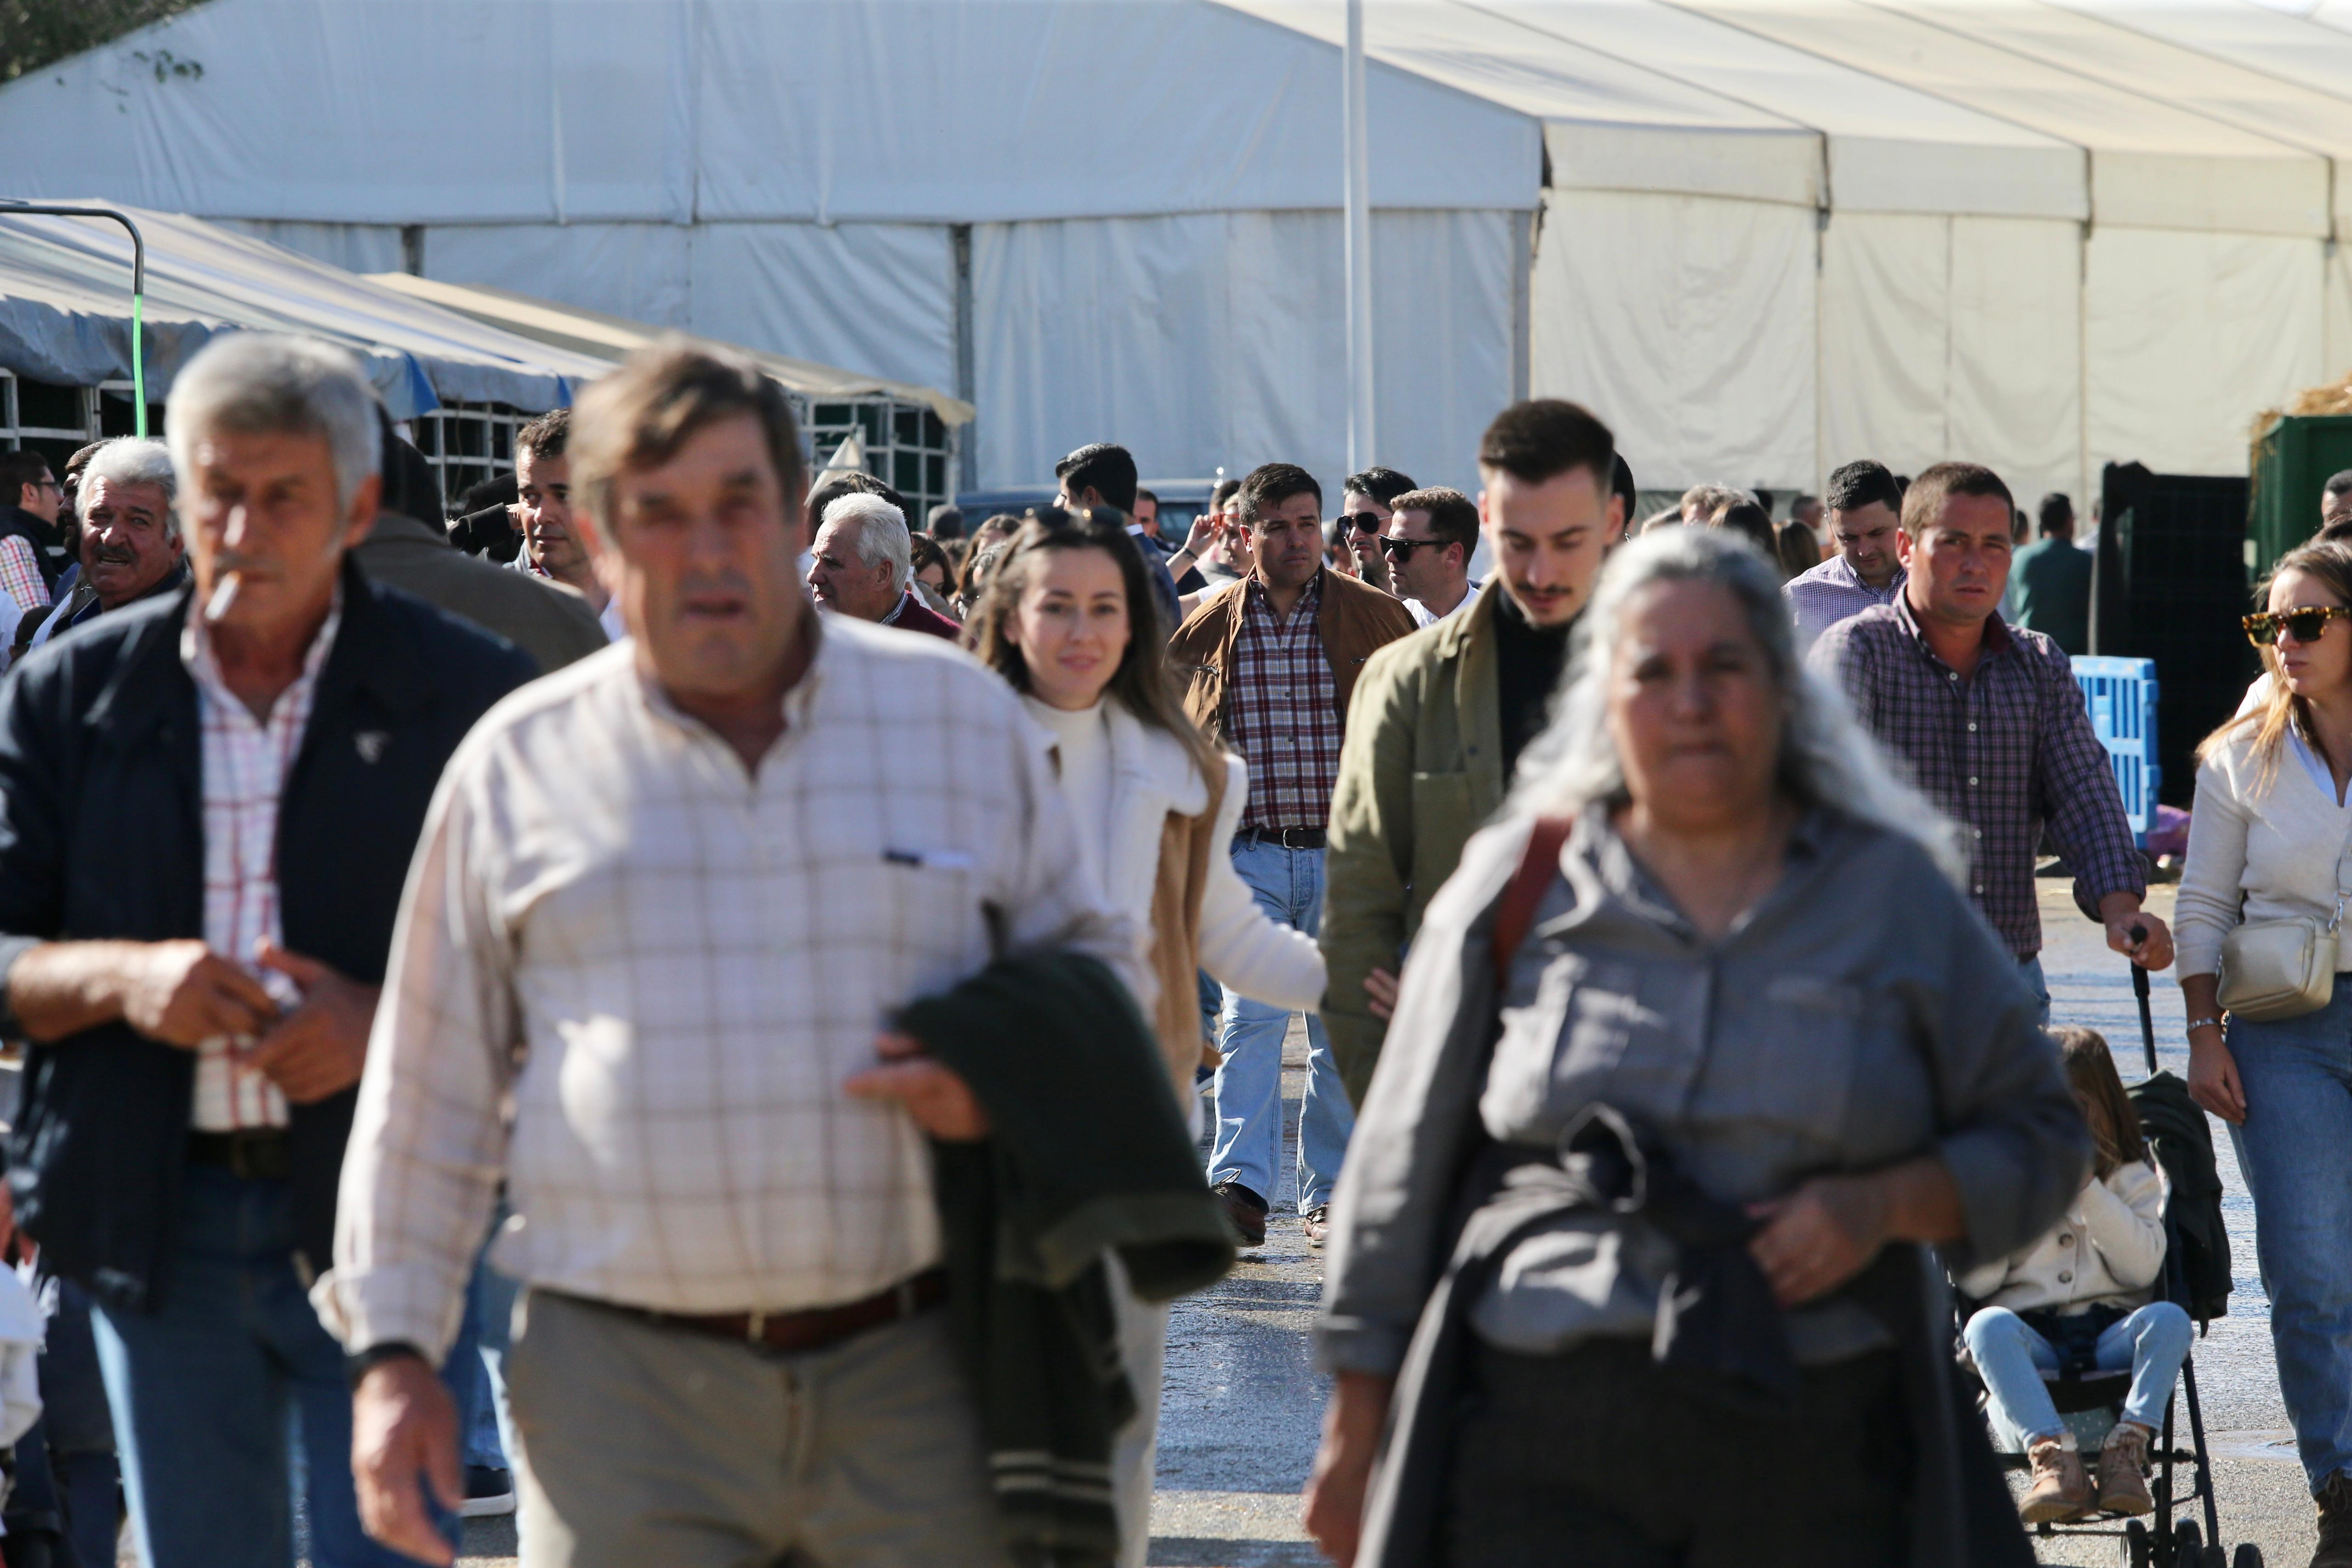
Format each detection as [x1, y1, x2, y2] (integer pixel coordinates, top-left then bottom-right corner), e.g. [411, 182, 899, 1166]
[1237, 827, 1325, 850]
[187, 1129, 293, 1182]
[565, 1268, 948, 1354]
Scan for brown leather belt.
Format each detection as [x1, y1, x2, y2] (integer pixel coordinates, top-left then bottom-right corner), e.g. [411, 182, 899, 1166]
[187, 1130, 293, 1182]
[573, 1268, 948, 1354]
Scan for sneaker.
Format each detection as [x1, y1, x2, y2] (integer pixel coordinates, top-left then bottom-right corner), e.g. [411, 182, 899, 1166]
[2097, 1422, 2154, 1517]
[462, 1464, 517, 1519]
[2315, 1469, 2352, 1568]
[2019, 1438, 2092, 1525]
[1212, 1181, 1268, 1249]
[1303, 1206, 1332, 1249]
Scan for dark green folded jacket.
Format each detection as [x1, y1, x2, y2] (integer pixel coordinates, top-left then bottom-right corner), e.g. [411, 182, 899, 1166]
[899, 951, 1234, 1568]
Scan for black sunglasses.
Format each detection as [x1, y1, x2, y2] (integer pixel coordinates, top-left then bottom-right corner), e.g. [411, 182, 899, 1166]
[2245, 606, 2352, 646]
[1378, 535, 1441, 562]
[1337, 511, 1384, 537]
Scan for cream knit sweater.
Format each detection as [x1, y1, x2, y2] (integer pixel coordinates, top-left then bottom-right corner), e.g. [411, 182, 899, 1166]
[2176, 723, 2352, 980]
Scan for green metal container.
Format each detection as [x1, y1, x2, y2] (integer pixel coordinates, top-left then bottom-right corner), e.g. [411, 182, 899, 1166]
[2250, 413, 2352, 580]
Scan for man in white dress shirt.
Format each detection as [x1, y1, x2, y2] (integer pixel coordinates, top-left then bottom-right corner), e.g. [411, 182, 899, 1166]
[330, 343, 1131, 1568]
[1380, 485, 1481, 628]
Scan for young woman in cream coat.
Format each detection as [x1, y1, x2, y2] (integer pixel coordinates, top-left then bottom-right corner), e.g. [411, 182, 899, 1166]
[971, 508, 1325, 1568]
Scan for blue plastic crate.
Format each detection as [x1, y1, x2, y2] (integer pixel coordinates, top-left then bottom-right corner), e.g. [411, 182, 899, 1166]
[2071, 656, 2159, 846]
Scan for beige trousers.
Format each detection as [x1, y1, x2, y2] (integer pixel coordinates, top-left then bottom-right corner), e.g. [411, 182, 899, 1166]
[505, 1288, 1012, 1568]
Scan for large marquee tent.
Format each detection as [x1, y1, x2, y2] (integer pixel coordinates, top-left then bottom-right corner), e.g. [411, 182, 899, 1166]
[12, 0, 2352, 503]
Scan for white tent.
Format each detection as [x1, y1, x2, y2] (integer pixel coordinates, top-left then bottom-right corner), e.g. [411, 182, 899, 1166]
[0, 0, 1536, 499]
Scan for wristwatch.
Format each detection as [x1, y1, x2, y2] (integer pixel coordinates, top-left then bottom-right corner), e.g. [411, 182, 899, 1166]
[345, 1340, 429, 1391]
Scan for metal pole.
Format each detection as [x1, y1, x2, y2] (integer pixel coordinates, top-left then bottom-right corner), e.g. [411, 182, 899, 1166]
[0, 202, 148, 436]
[1342, 0, 1374, 474]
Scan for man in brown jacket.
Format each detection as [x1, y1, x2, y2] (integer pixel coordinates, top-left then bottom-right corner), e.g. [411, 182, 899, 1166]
[1168, 463, 1416, 1248]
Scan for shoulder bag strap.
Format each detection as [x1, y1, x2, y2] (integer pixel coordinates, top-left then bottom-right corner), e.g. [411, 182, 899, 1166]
[1492, 816, 1575, 990]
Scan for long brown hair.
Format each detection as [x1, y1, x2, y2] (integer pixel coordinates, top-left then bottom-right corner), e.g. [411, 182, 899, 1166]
[2198, 538, 2352, 791]
[2051, 1026, 2148, 1179]
[972, 508, 1221, 789]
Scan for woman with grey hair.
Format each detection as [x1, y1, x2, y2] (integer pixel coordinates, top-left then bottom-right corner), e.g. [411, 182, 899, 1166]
[1301, 527, 2086, 1568]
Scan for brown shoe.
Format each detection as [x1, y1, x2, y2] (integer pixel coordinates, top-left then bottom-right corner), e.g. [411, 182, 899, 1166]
[2020, 1438, 2093, 1524]
[2314, 1469, 2352, 1568]
[1303, 1206, 1331, 1249]
[1212, 1182, 1268, 1249]
[2097, 1423, 2154, 1516]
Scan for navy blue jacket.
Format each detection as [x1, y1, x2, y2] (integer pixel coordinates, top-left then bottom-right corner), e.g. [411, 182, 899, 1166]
[0, 562, 534, 1311]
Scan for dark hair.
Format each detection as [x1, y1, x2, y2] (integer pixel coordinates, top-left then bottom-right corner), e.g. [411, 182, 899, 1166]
[515, 405, 571, 462]
[1775, 519, 1818, 579]
[570, 341, 805, 534]
[1210, 477, 1241, 509]
[2051, 1026, 2147, 1179]
[460, 472, 518, 519]
[1713, 500, 1778, 563]
[2321, 517, 2352, 545]
[909, 531, 953, 576]
[927, 502, 965, 539]
[1133, 488, 1159, 507]
[1388, 485, 1477, 559]
[62, 440, 107, 485]
[374, 405, 445, 524]
[1753, 488, 1774, 513]
[0, 449, 53, 501]
[1824, 459, 1901, 515]
[1611, 453, 1638, 541]
[971, 508, 1219, 784]
[1478, 399, 1614, 488]
[1237, 462, 1322, 525]
[1900, 462, 2014, 538]
[805, 470, 908, 530]
[2326, 469, 2352, 502]
[1343, 467, 1417, 508]
[2038, 492, 2074, 534]
[1055, 442, 1139, 513]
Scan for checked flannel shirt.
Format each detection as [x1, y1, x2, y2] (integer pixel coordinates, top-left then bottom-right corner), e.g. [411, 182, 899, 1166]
[1223, 575, 1340, 833]
[1809, 593, 2143, 959]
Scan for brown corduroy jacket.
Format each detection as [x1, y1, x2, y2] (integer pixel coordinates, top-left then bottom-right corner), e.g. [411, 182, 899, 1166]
[1166, 567, 1419, 747]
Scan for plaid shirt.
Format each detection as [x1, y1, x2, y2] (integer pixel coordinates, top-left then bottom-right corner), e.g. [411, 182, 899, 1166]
[180, 592, 343, 1130]
[0, 538, 48, 615]
[1784, 554, 1902, 655]
[1810, 593, 2143, 959]
[1224, 576, 1340, 832]
[321, 622, 1134, 1357]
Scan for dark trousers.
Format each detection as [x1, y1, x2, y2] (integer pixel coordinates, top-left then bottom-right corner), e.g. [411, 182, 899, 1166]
[1444, 1338, 1912, 1568]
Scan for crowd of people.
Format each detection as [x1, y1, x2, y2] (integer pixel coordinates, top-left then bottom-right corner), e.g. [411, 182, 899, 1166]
[0, 323, 2344, 1568]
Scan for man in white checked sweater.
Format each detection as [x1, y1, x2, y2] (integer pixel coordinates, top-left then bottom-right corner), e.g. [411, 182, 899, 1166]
[323, 343, 1134, 1568]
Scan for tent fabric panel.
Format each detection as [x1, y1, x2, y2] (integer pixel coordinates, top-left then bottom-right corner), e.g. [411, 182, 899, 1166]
[214, 221, 407, 276]
[1543, 121, 1821, 206]
[1947, 216, 2085, 508]
[1827, 136, 2086, 221]
[1818, 214, 1950, 491]
[2090, 152, 2331, 239]
[688, 225, 960, 406]
[2085, 228, 2324, 480]
[1531, 188, 1815, 489]
[971, 209, 1513, 497]
[424, 223, 693, 333]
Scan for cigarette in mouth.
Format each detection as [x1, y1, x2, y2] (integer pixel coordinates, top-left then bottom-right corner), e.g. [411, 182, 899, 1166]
[203, 573, 240, 625]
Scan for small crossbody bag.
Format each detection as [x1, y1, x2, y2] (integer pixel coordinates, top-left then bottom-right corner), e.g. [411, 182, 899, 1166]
[2217, 823, 2352, 1022]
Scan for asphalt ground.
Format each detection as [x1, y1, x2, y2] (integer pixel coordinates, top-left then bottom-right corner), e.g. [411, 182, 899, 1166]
[450, 882, 2312, 1568]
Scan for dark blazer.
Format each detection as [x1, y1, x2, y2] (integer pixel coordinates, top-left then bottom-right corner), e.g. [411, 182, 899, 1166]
[0, 561, 534, 1311]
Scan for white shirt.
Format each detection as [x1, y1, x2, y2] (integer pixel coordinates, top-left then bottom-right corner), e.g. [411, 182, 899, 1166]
[2177, 720, 2352, 978]
[181, 593, 341, 1132]
[1406, 578, 1481, 629]
[322, 620, 1134, 1356]
[1024, 696, 1114, 867]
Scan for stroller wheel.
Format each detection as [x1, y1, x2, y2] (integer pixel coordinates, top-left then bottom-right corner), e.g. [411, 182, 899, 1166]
[2127, 1520, 2154, 1568]
[2231, 1547, 2264, 1568]
[2172, 1519, 2204, 1564]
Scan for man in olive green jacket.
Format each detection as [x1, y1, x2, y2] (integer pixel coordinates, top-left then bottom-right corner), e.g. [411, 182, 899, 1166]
[1320, 401, 1624, 1101]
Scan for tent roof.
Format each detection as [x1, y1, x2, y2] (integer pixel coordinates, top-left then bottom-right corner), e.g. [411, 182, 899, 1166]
[366, 274, 974, 425]
[0, 203, 608, 416]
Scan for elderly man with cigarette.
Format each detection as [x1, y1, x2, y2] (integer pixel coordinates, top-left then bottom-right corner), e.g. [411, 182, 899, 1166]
[0, 333, 533, 1568]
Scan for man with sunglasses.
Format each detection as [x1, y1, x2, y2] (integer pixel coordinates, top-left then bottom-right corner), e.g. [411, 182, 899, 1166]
[1380, 486, 1481, 627]
[0, 451, 64, 617]
[1336, 468, 1415, 596]
[1321, 401, 1621, 1107]
[1812, 461, 2171, 1023]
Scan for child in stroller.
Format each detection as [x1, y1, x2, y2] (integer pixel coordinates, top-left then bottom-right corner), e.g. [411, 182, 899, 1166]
[1960, 1027, 2194, 1524]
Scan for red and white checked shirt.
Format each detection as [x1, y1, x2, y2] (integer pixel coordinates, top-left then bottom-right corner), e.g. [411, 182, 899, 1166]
[180, 593, 342, 1131]
[0, 538, 49, 615]
[1224, 576, 1341, 833]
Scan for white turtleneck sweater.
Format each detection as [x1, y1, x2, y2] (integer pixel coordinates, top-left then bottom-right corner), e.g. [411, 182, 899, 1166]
[1023, 694, 1116, 871]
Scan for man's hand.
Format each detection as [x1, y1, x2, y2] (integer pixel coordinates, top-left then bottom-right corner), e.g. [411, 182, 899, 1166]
[2099, 896, 2174, 971]
[1361, 966, 1400, 1021]
[243, 941, 377, 1103]
[119, 939, 281, 1047]
[352, 1353, 461, 1566]
[844, 1032, 991, 1140]
[1303, 1371, 1394, 1568]
[1180, 511, 1221, 562]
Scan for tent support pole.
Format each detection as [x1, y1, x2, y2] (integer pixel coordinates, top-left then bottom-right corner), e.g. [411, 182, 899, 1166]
[0, 202, 148, 437]
[1343, 0, 1374, 473]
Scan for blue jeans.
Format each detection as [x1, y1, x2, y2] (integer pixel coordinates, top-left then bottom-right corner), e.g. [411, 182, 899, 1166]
[1208, 840, 1354, 1214]
[1965, 1302, 2193, 1442]
[2228, 990, 2352, 1489]
[90, 1163, 458, 1568]
[2020, 955, 2052, 1028]
[443, 1236, 517, 1472]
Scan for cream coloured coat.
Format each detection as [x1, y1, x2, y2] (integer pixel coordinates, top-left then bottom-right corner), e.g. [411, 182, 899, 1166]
[1958, 1158, 2168, 1314]
[1040, 702, 1325, 1063]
